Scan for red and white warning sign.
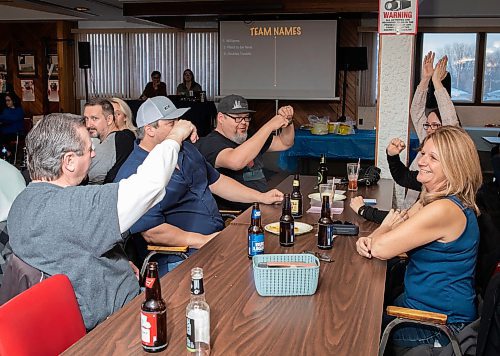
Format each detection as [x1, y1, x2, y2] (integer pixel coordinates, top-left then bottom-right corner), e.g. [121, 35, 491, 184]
[378, 0, 418, 35]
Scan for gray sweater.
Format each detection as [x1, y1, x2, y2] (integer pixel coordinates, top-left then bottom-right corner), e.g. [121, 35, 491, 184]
[7, 182, 139, 330]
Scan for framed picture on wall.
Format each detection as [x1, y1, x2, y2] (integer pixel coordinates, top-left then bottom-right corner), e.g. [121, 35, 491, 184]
[0, 54, 6, 72]
[48, 54, 59, 77]
[17, 53, 36, 77]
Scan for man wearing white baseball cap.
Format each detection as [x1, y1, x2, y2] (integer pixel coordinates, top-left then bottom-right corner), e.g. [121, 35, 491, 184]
[115, 96, 283, 275]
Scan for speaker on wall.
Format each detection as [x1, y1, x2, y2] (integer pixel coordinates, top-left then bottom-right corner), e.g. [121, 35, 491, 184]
[78, 42, 91, 69]
[338, 47, 368, 71]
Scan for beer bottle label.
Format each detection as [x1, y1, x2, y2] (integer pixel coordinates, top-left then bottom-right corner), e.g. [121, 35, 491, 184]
[291, 199, 299, 214]
[251, 209, 261, 219]
[186, 309, 210, 351]
[141, 310, 166, 347]
[317, 172, 323, 183]
[248, 233, 265, 256]
[144, 277, 156, 289]
[186, 317, 196, 351]
[293, 180, 299, 187]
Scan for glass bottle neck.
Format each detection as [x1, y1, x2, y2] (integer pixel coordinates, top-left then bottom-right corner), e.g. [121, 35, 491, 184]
[145, 270, 162, 300]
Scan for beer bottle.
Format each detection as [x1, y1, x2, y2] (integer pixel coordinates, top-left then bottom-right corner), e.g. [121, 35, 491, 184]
[186, 267, 211, 355]
[290, 174, 303, 218]
[317, 195, 334, 250]
[317, 154, 328, 185]
[248, 203, 265, 258]
[141, 262, 168, 353]
[279, 194, 295, 247]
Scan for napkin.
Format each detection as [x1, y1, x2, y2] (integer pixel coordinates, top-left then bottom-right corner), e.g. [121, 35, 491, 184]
[306, 206, 344, 215]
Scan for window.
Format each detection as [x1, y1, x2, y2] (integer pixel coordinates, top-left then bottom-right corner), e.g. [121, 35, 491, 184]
[422, 33, 477, 103]
[75, 31, 218, 100]
[482, 33, 500, 103]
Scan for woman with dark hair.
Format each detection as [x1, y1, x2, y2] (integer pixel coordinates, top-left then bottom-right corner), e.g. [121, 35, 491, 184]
[0, 92, 25, 154]
[176, 69, 202, 96]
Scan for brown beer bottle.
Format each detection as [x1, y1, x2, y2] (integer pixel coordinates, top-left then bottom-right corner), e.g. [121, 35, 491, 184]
[317, 195, 334, 249]
[290, 174, 303, 218]
[141, 262, 168, 353]
[279, 194, 295, 246]
[317, 154, 328, 185]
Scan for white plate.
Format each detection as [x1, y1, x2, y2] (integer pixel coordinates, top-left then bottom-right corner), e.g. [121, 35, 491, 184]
[308, 192, 347, 202]
[264, 222, 314, 236]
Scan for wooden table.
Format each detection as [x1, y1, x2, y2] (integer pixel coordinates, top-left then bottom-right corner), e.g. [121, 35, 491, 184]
[64, 176, 392, 356]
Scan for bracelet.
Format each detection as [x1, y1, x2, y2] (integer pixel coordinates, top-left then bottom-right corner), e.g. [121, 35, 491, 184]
[358, 205, 366, 217]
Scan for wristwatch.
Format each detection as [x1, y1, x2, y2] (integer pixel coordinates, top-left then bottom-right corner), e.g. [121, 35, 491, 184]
[358, 205, 366, 217]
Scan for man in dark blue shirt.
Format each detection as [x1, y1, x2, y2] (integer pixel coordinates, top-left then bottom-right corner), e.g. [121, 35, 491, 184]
[115, 97, 283, 275]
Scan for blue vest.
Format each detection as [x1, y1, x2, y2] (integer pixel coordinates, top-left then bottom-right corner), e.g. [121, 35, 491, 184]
[403, 196, 479, 323]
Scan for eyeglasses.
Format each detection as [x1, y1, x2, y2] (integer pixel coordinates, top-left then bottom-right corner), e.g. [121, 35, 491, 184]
[225, 113, 252, 123]
[423, 123, 441, 130]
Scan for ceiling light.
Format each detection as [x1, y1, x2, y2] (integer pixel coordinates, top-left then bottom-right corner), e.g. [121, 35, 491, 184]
[75, 7, 89, 12]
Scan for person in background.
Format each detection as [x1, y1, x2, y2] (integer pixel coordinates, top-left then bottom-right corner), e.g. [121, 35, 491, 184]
[176, 69, 202, 96]
[6, 112, 196, 330]
[0, 160, 26, 287]
[115, 96, 283, 276]
[110, 97, 137, 139]
[140, 71, 167, 100]
[0, 92, 25, 158]
[351, 138, 421, 224]
[195, 94, 294, 211]
[84, 98, 134, 184]
[356, 126, 482, 353]
[403, 52, 461, 205]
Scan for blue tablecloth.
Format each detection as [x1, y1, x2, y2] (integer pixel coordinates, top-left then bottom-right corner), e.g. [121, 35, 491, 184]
[279, 129, 419, 171]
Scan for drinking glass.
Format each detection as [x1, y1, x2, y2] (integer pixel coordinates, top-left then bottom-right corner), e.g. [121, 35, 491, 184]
[347, 163, 360, 191]
[319, 183, 334, 203]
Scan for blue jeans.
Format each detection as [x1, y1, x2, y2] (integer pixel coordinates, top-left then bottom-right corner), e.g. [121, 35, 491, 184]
[386, 294, 468, 348]
[155, 256, 184, 276]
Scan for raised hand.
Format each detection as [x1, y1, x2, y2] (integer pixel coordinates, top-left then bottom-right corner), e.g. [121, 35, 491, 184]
[432, 55, 448, 86]
[422, 51, 435, 81]
[278, 105, 294, 123]
[168, 119, 198, 144]
[386, 138, 406, 156]
[268, 114, 292, 131]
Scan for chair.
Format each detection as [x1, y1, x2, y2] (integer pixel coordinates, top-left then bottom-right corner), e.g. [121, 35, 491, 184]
[378, 272, 500, 356]
[0, 274, 86, 356]
[126, 209, 242, 280]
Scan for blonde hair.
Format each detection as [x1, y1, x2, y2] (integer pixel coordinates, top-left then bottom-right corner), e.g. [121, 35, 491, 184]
[419, 126, 482, 214]
[110, 97, 137, 136]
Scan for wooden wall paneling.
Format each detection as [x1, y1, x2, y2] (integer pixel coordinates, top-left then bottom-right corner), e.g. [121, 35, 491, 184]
[57, 21, 77, 114]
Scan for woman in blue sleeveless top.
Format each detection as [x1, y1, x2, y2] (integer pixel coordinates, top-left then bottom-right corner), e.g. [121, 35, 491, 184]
[356, 126, 483, 351]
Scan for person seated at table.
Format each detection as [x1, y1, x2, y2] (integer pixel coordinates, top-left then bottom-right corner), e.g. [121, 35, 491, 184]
[6, 112, 197, 330]
[84, 98, 135, 184]
[110, 97, 137, 139]
[176, 69, 202, 96]
[114, 96, 283, 276]
[356, 126, 482, 353]
[351, 137, 422, 224]
[0, 159, 25, 287]
[0, 92, 25, 159]
[195, 94, 294, 211]
[139, 71, 167, 100]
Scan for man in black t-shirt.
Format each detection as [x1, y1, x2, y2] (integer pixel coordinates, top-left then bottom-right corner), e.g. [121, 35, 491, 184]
[196, 94, 294, 210]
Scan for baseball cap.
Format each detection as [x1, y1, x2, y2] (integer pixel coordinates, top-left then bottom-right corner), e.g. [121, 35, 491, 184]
[217, 94, 255, 114]
[136, 96, 190, 128]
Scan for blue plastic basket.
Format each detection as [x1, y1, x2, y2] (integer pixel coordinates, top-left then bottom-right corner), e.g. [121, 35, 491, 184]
[252, 254, 320, 296]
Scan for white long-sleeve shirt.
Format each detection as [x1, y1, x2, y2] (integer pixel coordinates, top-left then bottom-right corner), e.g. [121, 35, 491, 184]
[117, 139, 180, 233]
